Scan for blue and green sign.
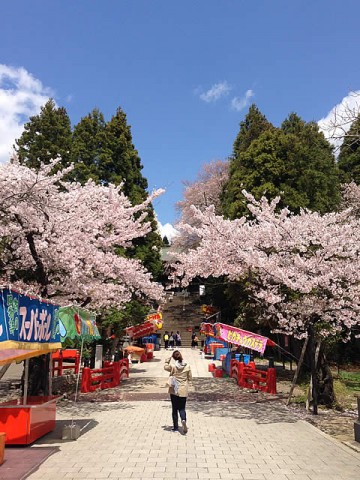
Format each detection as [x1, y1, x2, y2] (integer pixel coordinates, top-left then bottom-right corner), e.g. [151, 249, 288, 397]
[0, 288, 60, 349]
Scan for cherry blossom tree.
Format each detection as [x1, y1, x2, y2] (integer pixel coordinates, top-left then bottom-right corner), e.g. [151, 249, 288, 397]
[171, 189, 360, 411]
[174, 159, 229, 249]
[0, 157, 164, 309]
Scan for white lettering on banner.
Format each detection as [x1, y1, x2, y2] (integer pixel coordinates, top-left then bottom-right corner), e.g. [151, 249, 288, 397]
[38, 308, 52, 341]
[30, 308, 39, 340]
[18, 306, 53, 342]
[19, 306, 29, 340]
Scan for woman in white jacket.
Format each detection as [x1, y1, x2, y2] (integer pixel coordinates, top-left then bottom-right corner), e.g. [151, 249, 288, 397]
[164, 350, 192, 433]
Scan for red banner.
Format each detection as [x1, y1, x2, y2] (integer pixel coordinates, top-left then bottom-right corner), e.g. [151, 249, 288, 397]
[146, 312, 162, 321]
[125, 321, 155, 339]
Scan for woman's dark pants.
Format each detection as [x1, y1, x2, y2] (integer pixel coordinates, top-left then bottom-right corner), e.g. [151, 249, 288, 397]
[170, 394, 187, 428]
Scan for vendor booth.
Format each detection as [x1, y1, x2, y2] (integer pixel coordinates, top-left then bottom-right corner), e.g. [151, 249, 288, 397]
[124, 311, 162, 341]
[200, 321, 277, 393]
[0, 288, 61, 445]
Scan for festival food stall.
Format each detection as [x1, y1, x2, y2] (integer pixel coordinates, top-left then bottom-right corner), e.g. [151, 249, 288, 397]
[123, 345, 146, 363]
[200, 321, 276, 368]
[124, 311, 163, 341]
[0, 288, 61, 445]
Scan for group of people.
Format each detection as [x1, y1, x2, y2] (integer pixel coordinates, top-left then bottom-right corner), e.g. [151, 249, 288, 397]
[163, 330, 181, 349]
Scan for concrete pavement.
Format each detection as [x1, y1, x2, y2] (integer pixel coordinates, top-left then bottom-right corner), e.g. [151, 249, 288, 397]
[25, 347, 360, 480]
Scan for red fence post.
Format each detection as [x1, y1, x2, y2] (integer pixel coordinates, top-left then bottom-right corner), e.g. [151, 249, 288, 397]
[238, 361, 245, 387]
[113, 361, 120, 387]
[75, 352, 80, 374]
[248, 359, 256, 371]
[81, 367, 91, 393]
[124, 358, 129, 378]
[266, 368, 277, 394]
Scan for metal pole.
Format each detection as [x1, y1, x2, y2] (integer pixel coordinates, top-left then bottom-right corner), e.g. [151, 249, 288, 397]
[23, 358, 29, 404]
[49, 352, 53, 396]
[75, 337, 84, 403]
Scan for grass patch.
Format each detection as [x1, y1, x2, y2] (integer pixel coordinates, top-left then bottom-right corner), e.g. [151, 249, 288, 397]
[338, 371, 360, 393]
[333, 371, 360, 410]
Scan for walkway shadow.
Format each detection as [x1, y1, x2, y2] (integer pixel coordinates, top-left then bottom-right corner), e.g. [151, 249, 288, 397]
[33, 419, 99, 445]
[128, 368, 148, 374]
[189, 377, 297, 425]
[117, 377, 166, 392]
[58, 398, 135, 415]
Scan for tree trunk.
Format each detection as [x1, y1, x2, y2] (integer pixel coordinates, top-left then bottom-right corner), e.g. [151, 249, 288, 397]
[317, 349, 336, 408]
[305, 331, 336, 413]
[308, 325, 319, 415]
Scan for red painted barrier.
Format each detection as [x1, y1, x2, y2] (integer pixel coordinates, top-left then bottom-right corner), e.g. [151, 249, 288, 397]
[52, 349, 80, 377]
[230, 359, 276, 394]
[208, 363, 216, 372]
[81, 359, 129, 393]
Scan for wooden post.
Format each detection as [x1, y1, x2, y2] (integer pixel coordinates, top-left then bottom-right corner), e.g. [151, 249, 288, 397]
[286, 336, 309, 406]
[23, 358, 29, 404]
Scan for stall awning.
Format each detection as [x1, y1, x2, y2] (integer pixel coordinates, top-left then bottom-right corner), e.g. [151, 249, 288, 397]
[0, 347, 60, 366]
[125, 312, 163, 340]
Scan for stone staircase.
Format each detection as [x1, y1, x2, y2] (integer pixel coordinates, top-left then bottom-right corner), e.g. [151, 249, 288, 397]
[161, 292, 203, 348]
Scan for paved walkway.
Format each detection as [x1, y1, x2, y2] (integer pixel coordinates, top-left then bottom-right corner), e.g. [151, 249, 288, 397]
[20, 348, 360, 479]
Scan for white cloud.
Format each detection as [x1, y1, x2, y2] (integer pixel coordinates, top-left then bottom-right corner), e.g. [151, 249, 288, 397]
[199, 81, 231, 103]
[231, 89, 254, 112]
[157, 221, 178, 242]
[0, 64, 53, 163]
[318, 90, 360, 150]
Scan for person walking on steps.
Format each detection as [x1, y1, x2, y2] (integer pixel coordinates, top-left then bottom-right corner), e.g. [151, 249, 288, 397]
[168, 331, 175, 350]
[163, 331, 169, 350]
[164, 350, 192, 433]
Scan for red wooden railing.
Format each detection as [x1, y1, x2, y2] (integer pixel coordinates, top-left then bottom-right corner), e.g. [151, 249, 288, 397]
[52, 349, 80, 377]
[230, 359, 276, 394]
[80, 359, 129, 393]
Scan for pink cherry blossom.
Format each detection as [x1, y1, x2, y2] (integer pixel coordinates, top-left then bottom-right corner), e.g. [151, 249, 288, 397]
[0, 157, 164, 308]
[171, 188, 360, 340]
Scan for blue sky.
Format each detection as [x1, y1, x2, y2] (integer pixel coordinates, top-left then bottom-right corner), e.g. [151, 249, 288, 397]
[0, 1, 359, 235]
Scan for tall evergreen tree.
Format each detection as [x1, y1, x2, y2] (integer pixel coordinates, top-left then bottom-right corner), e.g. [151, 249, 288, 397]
[222, 105, 273, 217]
[70, 108, 107, 184]
[281, 113, 341, 212]
[338, 114, 360, 184]
[71, 107, 163, 279]
[222, 111, 340, 219]
[15, 99, 72, 170]
[102, 108, 148, 204]
[232, 104, 274, 157]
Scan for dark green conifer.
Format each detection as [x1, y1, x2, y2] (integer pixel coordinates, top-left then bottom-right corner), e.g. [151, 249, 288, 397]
[338, 114, 360, 184]
[15, 99, 72, 170]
